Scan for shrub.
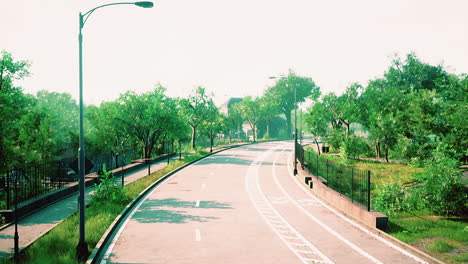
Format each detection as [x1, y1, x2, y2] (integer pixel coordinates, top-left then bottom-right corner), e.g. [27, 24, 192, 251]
[90, 164, 129, 206]
[414, 143, 467, 216]
[374, 181, 406, 215]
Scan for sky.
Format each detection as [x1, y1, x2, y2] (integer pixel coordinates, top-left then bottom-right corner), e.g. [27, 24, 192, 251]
[2, 0, 467, 106]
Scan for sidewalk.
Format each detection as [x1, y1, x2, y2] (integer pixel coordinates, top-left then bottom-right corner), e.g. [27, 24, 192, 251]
[0, 156, 181, 259]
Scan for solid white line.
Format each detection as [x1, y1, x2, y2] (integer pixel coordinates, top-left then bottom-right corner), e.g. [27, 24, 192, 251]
[273, 147, 384, 264]
[285, 147, 429, 264]
[195, 229, 201, 241]
[195, 200, 200, 207]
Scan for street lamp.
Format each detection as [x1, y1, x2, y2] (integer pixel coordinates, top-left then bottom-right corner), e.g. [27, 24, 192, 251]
[12, 167, 19, 261]
[293, 82, 298, 175]
[77, 1, 153, 260]
[269, 75, 298, 175]
[121, 141, 126, 187]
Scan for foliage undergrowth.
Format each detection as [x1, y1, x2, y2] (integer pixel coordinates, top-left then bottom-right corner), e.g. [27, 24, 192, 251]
[4, 151, 209, 264]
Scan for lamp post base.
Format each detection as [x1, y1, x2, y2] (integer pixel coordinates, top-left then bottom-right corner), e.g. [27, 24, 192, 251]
[76, 241, 89, 261]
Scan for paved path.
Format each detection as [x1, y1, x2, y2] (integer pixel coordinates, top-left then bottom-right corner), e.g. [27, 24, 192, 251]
[101, 141, 427, 264]
[0, 157, 179, 259]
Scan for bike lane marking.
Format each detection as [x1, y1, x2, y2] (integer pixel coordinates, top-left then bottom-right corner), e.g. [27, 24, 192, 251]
[285, 146, 428, 264]
[272, 146, 384, 264]
[245, 144, 334, 264]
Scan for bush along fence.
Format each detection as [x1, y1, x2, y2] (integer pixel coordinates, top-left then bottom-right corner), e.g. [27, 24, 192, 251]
[295, 142, 372, 211]
[0, 154, 129, 210]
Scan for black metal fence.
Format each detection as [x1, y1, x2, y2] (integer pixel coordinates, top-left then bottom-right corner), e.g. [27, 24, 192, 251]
[0, 160, 75, 210]
[296, 142, 372, 211]
[0, 153, 131, 210]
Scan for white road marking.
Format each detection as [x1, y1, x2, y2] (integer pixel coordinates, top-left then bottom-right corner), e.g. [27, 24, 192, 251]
[201, 183, 206, 190]
[100, 157, 209, 264]
[285, 146, 429, 264]
[195, 200, 200, 207]
[245, 145, 334, 264]
[195, 229, 201, 242]
[272, 147, 384, 264]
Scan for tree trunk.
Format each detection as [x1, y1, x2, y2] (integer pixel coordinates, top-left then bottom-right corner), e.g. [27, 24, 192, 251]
[113, 153, 119, 168]
[374, 140, 381, 159]
[266, 119, 270, 140]
[285, 111, 292, 138]
[314, 137, 321, 155]
[384, 146, 389, 163]
[343, 121, 350, 137]
[191, 125, 197, 149]
[252, 124, 256, 142]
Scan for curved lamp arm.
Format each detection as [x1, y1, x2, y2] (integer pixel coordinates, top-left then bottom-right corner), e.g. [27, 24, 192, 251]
[80, 1, 154, 29]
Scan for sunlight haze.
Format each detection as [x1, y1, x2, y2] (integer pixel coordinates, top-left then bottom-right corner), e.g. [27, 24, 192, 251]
[1, 0, 467, 105]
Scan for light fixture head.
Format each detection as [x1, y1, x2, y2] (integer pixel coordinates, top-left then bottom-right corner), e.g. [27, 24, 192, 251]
[134, 1, 154, 8]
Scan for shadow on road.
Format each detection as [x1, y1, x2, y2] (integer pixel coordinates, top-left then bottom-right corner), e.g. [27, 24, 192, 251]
[132, 198, 233, 224]
[197, 154, 279, 166]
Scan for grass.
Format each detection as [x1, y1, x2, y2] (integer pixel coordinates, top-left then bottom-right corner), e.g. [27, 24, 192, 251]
[387, 211, 468, 263]
[318, 153, 423, 187]
[1, 151, 209, 264]
[350, 160, 423, 188]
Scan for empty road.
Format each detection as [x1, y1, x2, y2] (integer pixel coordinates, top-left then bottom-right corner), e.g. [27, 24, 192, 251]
[100, 141, 427, 264]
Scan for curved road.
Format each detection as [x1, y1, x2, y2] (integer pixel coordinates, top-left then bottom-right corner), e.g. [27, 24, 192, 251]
[100, 141, 427, 264]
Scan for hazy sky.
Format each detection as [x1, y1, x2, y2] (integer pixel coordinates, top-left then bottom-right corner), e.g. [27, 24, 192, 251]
[2, 0, 467, 106]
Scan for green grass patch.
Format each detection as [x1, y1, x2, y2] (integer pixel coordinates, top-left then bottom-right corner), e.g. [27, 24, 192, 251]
[2, 151, 209, 264]
[387, 212, 468, 263]
[351, 160, 423, 188]
[428, 240, 456, 253]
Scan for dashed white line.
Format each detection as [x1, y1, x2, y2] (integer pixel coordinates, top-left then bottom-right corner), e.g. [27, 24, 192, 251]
[195, 229, 201, 241]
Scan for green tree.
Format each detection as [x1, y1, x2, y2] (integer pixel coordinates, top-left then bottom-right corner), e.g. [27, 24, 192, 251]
[179, 87, 211, 149]
[323, 83, 364, 136]
[0, 51, 31, 168]
[223, 98, 243, 142]
[111, 85, 181, 159]
[260, 94, 280, 140]
[17, 91, 78, 164]
[265, 71, 320, 137]
[361, 53, 465, 162]
[361, 78, 403, 161]
[86, 101, 127, 158]
[200, 99, 224, 150]
[305, 102, 329, 155]
[234, 96, 265, 142]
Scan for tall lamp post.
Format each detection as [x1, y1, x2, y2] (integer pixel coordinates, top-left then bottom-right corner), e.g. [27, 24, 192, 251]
[293, 82, 298, 175]
[77, 1, 153, 260]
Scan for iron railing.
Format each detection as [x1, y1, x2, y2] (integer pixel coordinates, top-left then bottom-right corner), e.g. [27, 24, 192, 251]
[0, 153, 131, 210]
[296, 142, 371, 211]
[0, 160, 77, 209]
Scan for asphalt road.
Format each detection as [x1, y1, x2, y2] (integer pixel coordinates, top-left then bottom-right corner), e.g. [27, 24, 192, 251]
[102, 141, 427, 264]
